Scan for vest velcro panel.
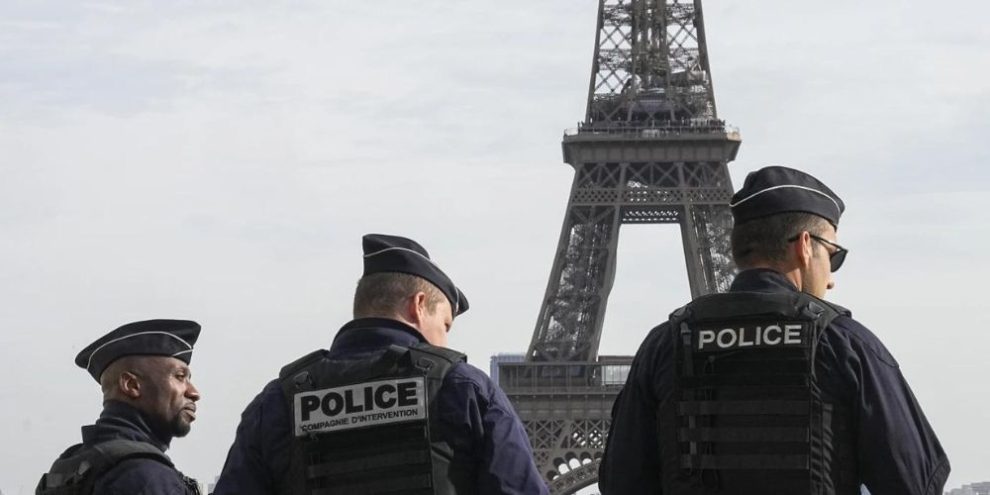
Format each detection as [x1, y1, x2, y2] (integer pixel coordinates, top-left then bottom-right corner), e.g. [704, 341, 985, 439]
[301, 421, 434, 494]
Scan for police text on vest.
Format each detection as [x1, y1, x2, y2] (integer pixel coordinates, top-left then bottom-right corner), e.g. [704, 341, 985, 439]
[293, 377, 427, 436]
[695, 322, 807, 352]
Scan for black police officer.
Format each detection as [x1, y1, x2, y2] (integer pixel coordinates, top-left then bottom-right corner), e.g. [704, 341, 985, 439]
[37, 319, 203, 495]
[213, 234, 547, 495]
[599, 166, 950, 494]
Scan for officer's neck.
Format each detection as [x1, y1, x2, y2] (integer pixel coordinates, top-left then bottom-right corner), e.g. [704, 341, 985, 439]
[355, 312, 429, 343]
[95, 400, 173, 450]
[742, 261, 804, 293]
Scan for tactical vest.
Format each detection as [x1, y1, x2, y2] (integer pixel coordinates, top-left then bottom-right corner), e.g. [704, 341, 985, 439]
[278, 342, 467, 495]
[660, 290, 858, 494]
[36, 439, 200, 495]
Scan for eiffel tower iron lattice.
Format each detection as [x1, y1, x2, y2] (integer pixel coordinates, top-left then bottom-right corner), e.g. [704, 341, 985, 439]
[496, 1, 741, 493]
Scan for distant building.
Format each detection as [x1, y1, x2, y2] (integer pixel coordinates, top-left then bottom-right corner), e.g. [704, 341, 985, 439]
[489, 353, 525, 386]
[946, 481, 990, 495]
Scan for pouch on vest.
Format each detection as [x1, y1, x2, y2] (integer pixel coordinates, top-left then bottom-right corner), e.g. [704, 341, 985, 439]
[661, 291, 852, 495]
[279, 342, 466, 495]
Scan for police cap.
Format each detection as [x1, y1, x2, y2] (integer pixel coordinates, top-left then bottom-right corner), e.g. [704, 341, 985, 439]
[362, 234, 469, 316]
[75, 319, 201, 382]
[730, 166, 845, 227]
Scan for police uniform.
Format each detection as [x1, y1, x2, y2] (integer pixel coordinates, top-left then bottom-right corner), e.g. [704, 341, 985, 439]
[37, 320, 202, 495]
[599, 167, 950, 494]
[213, 234, 548, 495]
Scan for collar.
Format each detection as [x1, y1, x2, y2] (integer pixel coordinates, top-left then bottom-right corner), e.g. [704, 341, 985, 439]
[81, 400, 170, 451]
[729, 268, 800, 293]
[329, 318, 427, 356]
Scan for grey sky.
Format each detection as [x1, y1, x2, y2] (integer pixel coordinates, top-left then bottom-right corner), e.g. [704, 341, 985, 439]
[2, 0, 988, 492]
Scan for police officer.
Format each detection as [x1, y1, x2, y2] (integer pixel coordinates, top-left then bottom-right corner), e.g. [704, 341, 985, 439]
[599, 166, 950, 494]
[37, 319, 203, 495]
[213, 234, 548, 495]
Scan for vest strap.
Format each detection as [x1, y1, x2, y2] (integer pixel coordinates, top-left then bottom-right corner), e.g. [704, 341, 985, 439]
[678, 427, 809, 442]
[678, 400, 809, 416]
[680, 454, 810, 470]
[310, 474, 432, 494]
[306, 450, 430, 478]
[37, 439, 176, 495]
[680, 373, 810, 388]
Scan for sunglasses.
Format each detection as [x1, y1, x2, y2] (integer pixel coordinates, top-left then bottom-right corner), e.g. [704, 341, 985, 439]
[787, 233, 848, 272]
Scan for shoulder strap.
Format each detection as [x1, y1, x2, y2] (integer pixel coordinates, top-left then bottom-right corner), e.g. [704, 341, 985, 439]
[279, 349, 328, 381]
[681, 291, 798, 320]
[407, 342, 466, 368]
[90, 439, 172, 466]
[675, 291, 844, 326]
[407, 342, 467, 396]
[807, 295, 851, 318]
[37, 440, 172, 495]
[405, 343, 467, 470]
[278, 349, 330, 399]
[798, 294, 842, 326]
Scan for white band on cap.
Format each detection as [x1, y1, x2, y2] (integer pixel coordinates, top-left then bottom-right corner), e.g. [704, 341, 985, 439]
[172, 349, 194, 358]
[86, 331, 193, 372]
[364, 246, 460, 312]
[729, 184, 841, 217]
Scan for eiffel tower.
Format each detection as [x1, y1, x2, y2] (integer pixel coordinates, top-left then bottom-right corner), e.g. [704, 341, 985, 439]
[494, 0, 741, 493]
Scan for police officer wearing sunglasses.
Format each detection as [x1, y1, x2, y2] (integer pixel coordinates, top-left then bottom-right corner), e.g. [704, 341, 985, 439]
[600, 166, 949, 494]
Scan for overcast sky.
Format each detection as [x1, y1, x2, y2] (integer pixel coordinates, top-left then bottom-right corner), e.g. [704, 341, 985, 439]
[2, 0, 988, 493]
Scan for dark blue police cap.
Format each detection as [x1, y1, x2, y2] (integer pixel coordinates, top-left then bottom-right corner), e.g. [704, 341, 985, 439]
[75, 319, 201, 382]
[730, 166, 845, 227]
[362, 234, 469, 316]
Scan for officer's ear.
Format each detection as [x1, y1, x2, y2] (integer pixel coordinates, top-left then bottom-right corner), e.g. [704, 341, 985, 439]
[101, 357, 143, 400]
[407, 291, 429, 326]
[792, 231, 814, 269]
[118, 371, 143, 399]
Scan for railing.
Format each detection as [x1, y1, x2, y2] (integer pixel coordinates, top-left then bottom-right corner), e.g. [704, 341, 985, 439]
[497, 359, 633, 395]
[564, 120, 741, 138]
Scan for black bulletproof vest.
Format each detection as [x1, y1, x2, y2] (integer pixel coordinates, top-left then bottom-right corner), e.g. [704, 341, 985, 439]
[660, 291, 857, 494]
[278, 342, 467, 495]
[36, 439, 200, 495]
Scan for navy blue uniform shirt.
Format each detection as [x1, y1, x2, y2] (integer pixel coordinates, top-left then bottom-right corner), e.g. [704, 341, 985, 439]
[213, 318, 548, 495]
[599, 269, 950, 495]
[51, 400, 196, 495]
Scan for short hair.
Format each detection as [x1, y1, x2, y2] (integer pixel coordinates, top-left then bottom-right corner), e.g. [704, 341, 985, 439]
[353, 272, 445, 318]
[730, 212, 831, 268]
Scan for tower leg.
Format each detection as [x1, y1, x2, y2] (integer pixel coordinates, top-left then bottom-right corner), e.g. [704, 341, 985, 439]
[529, 203, 621, 362]
[679, 161, 736, 297]
[681, 203, 735, 297]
